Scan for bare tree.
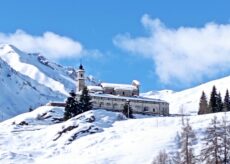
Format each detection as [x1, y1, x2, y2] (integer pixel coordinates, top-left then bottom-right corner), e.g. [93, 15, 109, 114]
[201, 116, 222, 164]
[180, 119, 197, 164]
[220, 114, 230, 163]
[152, 150, 172, 164]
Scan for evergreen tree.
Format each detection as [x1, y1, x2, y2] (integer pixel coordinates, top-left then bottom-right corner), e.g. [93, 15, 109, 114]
[223, 89, 230, 112]
[201, 116, 222, 163]
[198, 91, 208, 115]
[180, 119, 197, 164]
[64, 91, 80, 120]
[209, 86, 218, 113]
[122, 101, 134, 118]
[217, 92, 223, 112]
[79, 86, 93, 113]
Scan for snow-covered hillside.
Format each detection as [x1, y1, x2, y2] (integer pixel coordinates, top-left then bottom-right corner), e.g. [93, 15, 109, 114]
[143, 76, 230, 115]
[0, 106, 229, 163]
[1, 43, 230, 120]
[0, 44, 77, 120]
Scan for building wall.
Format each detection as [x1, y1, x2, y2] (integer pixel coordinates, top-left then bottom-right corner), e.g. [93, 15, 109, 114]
[90, 95, 169, 116]
[76, 69, 85, 92]
[103, 88, 138, 97]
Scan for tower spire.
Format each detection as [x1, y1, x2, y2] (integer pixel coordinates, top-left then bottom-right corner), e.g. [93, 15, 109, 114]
[79, 59, 84, 70]
[76, 62, 85, 92]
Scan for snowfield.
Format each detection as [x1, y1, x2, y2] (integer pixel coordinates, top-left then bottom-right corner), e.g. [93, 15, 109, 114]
[2, 43, 230, 163]
[0, 106, 229, 164]
[142, 75, 230, 115]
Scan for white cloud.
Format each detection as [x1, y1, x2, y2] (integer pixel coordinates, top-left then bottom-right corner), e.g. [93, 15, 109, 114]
[114, 14, 230, 85]
[0, 30, 85, 60]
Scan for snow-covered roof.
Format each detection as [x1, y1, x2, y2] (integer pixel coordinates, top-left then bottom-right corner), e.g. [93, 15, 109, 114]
[101, 83, 137, 91]
[132, 80, 140, 86]
[87, 85, 103, 91]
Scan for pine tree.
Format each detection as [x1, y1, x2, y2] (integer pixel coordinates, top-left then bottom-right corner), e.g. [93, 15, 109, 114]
[209, 86, 218, 113]
[201, 116, 222, 163]
[122, 101, 134, 118]
[79, 86, 93, 113]
[180, 119, 197, 164]
[198, 91, 208, 115]
[223, 89, 230, 112]
[64, 91, 80, 120]
[217, 92, 223, 112]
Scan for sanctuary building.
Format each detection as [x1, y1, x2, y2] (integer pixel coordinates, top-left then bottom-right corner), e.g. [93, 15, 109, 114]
[76, 64, 169, 115]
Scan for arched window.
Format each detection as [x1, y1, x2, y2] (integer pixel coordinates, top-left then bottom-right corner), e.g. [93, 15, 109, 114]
[113, 103, 118, 109]
[152, 108, 155, 112]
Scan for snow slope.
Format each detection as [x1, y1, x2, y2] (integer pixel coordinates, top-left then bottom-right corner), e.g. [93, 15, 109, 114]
[143, 76, 230, 115]
[0, 44, 77, 120]
[0, 106, 229, 164]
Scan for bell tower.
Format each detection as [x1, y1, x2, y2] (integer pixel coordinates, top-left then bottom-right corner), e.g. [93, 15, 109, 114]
[76, 64, 85, 92]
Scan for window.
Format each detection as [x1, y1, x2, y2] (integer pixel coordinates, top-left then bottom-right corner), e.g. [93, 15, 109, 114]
[135, 105, 141, 109]
[152, 108, 155, 112]
[80, 73, 83, 77]
[99, 102, 104, 107]
[122, 91, 125, 96]
[113, 103, 118, 109]
[143, 107, 149, 112]
[106, 102, 111, 106]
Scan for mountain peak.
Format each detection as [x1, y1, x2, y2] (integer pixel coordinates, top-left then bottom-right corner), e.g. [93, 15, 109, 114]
[0, 44, 77, 120]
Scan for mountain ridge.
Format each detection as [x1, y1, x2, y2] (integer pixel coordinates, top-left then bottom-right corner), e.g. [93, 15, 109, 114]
[1, 43, 230, 119]
[0, 44, 77, 120]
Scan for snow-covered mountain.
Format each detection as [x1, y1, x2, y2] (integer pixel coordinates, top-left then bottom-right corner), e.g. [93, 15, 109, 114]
[142, 76, 230, 115]
[1, 43, 230, 120]
[0, 105, 229, 163]
[2, 44, 230, 163]
[0, 44, 77, 120]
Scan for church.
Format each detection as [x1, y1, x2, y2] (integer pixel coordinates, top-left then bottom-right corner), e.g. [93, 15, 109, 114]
[76, 64, 169, 116]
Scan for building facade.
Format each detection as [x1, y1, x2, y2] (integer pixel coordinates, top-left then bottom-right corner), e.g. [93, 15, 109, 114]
[75, 65, 169, 115]
[89, 94, 169, 115]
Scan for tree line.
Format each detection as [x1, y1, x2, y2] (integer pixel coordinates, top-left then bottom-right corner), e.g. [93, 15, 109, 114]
[64, 86, 134, 121]
[198, 86, 230, 115]
[153, 115, 230, 164]
[64, 87, 93, 120]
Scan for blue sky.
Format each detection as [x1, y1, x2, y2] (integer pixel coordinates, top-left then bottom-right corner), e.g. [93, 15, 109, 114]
[1, 0, 230, 92]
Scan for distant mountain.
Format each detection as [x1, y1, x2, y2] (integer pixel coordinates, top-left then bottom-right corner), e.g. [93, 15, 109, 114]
[143, 76, 230, 114]
[0, 44, 77, 120]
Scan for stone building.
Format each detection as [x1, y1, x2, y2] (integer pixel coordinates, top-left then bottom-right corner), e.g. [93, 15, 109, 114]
[76, 64, 169, 115]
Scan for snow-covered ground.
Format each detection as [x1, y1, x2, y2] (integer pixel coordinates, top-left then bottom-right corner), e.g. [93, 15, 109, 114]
[0, 106, 229, 164]
[142, 75, 230, 115]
